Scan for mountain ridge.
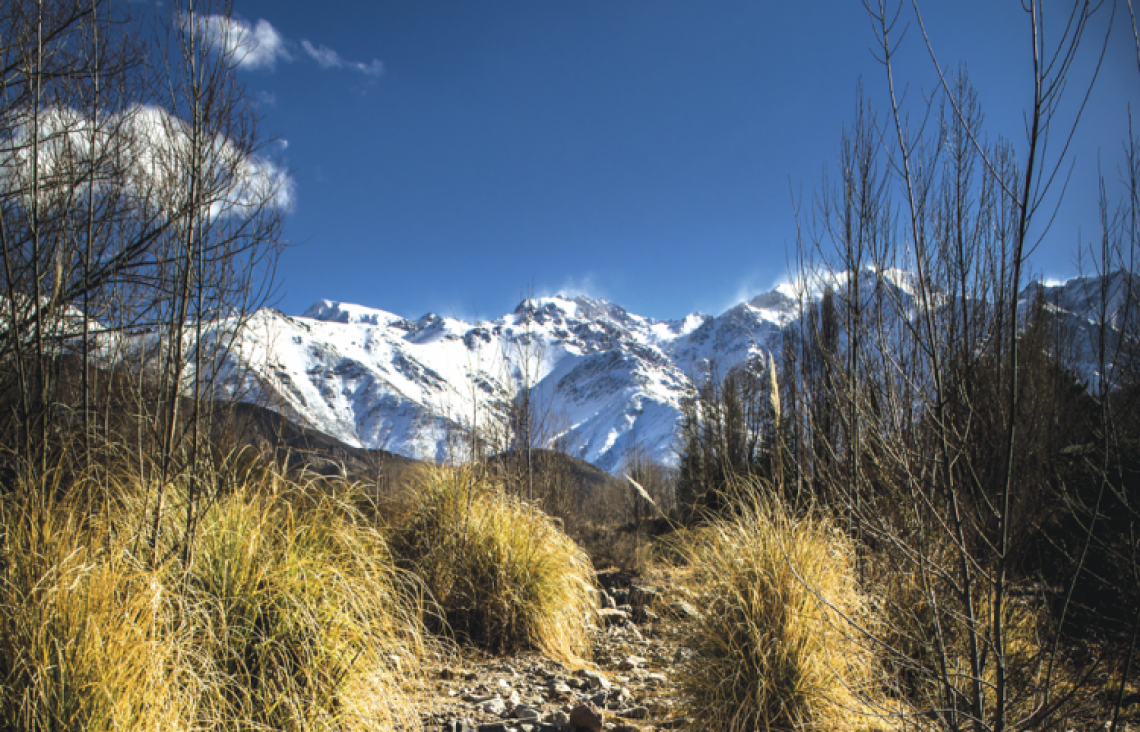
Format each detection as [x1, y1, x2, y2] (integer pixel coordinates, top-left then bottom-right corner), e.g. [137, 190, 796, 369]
[205, 271, 1134, 473]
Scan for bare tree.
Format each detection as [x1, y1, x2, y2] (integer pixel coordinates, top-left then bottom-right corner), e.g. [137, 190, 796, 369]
[786, 2, 1123, 729]
[0, 0, 284, 566]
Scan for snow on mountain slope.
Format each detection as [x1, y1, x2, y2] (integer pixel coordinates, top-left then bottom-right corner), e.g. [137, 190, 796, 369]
[199, 274, 1132, 473]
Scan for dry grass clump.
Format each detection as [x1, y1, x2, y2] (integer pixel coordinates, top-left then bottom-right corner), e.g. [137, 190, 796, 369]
[177, 474, 427, 730]
[0, 456, 427, 731]
[0, 483, 196, 730]
[389, 465, 597, 665]
[670, 481, 890, 732]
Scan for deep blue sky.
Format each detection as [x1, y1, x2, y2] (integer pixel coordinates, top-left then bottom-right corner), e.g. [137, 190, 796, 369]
[208, 1, 1138, 321]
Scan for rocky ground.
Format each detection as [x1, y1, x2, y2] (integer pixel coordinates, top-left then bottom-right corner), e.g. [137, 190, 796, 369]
[408, 565, 1140, 732]
[413, 569, 700, 732]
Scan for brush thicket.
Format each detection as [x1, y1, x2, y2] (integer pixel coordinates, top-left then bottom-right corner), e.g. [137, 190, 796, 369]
[390, 465, 597, 666]
[670, 479, 890, 732]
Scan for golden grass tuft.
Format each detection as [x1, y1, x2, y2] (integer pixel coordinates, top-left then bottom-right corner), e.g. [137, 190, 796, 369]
[180, 475, 427, 730]
[0, 455, 427, 731]
[0, 480, 198, 730]
[670, 480, 890, 732]
[389, 465, 597, 665]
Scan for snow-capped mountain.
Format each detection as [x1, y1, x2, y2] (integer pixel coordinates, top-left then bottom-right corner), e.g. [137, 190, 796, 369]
[201, 271, 1133, 472]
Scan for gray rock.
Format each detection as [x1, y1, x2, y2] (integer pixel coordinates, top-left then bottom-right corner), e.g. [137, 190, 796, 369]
[597, 608, 630, 627]
[617, 706, 649, 720]
[512, 706, 541, 721]
[631, 607, 658, 624]
[629, 585, 661, 608]
[667, 601, 699, 620]
[549, 681, 575, 696]
[568, 703, 604, 732]
[577, 669, 611, 690]
[480, 696, 508, 716]
[616, 655, 646, 671]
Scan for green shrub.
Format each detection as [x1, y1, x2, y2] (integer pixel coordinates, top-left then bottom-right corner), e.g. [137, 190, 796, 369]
[390, 465, 597, 665]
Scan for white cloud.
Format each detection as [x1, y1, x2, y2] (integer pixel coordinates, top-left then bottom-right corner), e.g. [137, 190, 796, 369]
[536, 274, 607, 302]
[116, 105, 295, 216]
[183, 14, 291, 70]
[182, 13, 385, 80]
[301, 39, 384, 77]
[0, 104, 294, 219]
[255, 90, 276, 106]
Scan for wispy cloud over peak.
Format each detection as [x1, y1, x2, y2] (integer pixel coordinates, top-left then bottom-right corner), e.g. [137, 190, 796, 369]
[301, 40, 384, 77]
[181, 14, 384, 80]
[186, 14, 291, 70]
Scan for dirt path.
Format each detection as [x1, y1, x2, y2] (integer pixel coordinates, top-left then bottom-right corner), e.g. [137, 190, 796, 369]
[414, 571, 696, 732]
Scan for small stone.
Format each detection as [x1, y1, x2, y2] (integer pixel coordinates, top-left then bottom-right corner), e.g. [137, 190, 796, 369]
[617, 706, 649, 720]
[464, 694, 496, 704]
[612, 726, 642, 732]
[644, 672, 667, 687]
[629, 585, 661, 608]
[667, 601, 699, 620]
[578, 669, 611, 690]
[513, 706, 541, 721]
[480, 697, 508, 716]
[616, 655, 647, 671]
[631, 607, 658, 624]
[568, 703, 604, 732]
[597, 608, 631, 627]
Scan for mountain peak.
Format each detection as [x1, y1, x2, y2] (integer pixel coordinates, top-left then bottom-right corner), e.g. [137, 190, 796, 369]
[302, 300, 402, 326]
